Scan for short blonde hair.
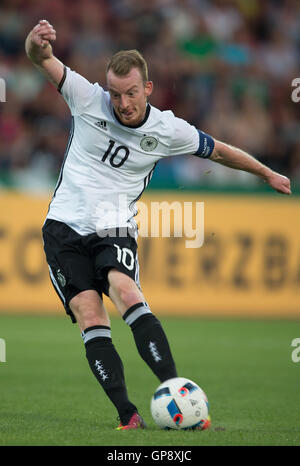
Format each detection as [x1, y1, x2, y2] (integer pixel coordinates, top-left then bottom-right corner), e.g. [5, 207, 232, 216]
[106, 49, 148, 82]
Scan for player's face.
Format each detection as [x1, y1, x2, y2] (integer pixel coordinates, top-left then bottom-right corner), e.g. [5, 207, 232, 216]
[107, 68, 153, 126]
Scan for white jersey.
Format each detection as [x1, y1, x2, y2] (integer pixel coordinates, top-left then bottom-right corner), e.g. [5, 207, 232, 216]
[46, 67, 214, 235]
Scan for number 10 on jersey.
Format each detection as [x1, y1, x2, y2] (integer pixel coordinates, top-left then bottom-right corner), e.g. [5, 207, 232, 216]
[102, 140, 129, 168]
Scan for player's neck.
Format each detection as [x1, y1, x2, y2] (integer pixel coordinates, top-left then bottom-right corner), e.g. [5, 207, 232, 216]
[113, 103, 151, 129]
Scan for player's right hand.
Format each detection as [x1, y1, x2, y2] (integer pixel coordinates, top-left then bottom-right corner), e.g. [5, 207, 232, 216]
[30, 20, 56, 49]
[265, 171, 292, 195]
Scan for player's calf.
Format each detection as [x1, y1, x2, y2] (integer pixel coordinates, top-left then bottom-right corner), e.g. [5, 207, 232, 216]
[123, 302, 177, 382]
[82, 325, 138, 425]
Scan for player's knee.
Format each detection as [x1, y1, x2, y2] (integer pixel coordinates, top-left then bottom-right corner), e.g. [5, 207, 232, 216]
[118, 285, 141, 310]
[113, 281, 141, 309]
[70, 290, 94, 311]
[108, 270, 142, 310]
[82, 309, 107, 329]
[70, 290, 109, 329]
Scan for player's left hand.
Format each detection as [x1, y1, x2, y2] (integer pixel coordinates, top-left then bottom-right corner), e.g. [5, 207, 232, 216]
[264, 171, 291, 195]
[31, 19, 56, 49]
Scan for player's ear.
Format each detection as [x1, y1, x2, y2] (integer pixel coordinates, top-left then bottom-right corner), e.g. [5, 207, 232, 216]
[144, 80, 153, 98]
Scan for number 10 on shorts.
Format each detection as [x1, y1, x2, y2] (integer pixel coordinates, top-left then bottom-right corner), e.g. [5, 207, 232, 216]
[114, 244, 135, 270]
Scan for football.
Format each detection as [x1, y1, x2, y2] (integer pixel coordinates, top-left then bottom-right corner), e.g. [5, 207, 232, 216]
[150, 377, 211, 430]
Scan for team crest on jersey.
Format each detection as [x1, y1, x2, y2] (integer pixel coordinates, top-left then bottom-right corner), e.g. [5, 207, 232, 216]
[140, 135, 158, 152]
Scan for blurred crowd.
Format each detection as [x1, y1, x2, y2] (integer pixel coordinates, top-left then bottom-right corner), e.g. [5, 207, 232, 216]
[1, 0, 300, 192]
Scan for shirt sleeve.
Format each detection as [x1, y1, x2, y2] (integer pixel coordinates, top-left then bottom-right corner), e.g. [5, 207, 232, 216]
[57, 66, 99, 115]
[169, 116, 215, 158]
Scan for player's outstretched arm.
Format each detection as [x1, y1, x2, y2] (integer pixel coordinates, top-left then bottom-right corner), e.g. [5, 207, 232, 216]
[25, 19, 64, 88]
[210, 139, 291, 195]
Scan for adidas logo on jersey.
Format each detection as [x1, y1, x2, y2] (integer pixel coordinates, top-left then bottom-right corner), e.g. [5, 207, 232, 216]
[95, 120, 107, 130]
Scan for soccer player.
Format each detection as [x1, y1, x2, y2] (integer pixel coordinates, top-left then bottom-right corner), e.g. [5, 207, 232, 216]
[25, 20, 291, 431]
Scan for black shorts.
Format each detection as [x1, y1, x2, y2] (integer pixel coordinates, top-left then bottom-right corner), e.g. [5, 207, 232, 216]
[42, 219, 140, 323]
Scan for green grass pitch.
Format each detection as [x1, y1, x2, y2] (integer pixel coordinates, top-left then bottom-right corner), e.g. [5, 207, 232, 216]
[0, 314, 299, 446]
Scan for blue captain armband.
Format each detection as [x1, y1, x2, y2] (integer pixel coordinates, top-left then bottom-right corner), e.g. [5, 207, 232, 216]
[193, 130, 215, 158]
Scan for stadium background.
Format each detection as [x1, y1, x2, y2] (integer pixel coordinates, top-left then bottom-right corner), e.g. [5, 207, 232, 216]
[1, 0, 300, 449]
[1, 0, 300, 318]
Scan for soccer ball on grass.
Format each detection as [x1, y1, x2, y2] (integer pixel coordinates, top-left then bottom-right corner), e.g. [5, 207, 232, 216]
[150, 377, 211, 430]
